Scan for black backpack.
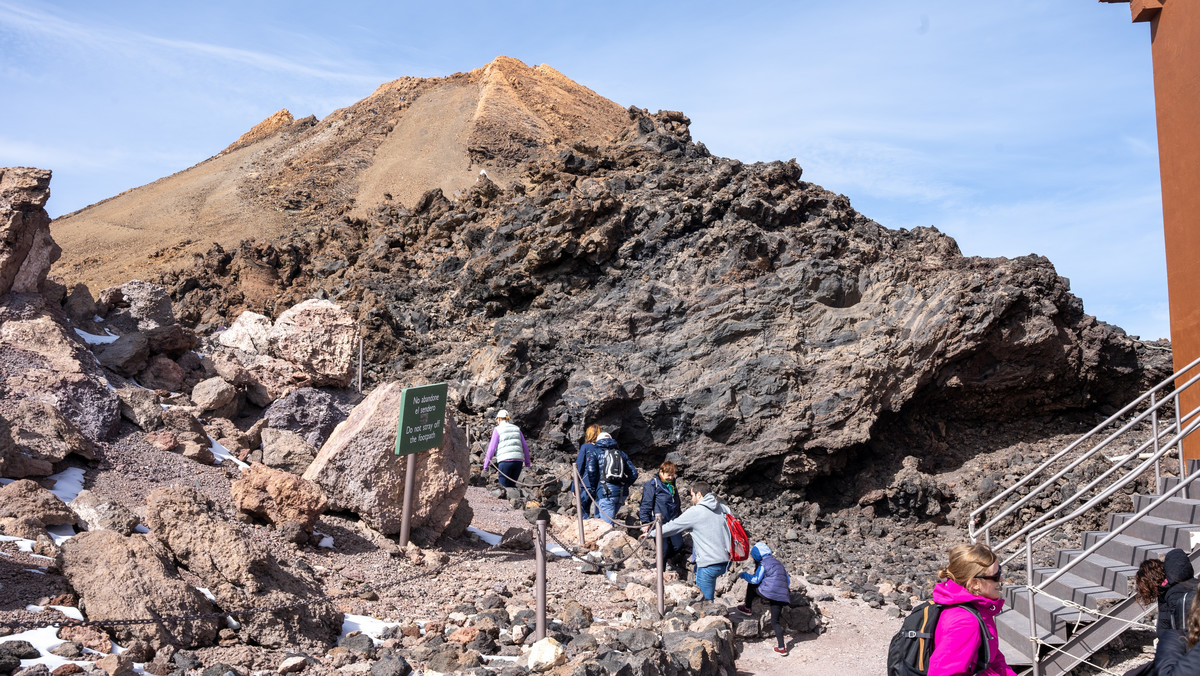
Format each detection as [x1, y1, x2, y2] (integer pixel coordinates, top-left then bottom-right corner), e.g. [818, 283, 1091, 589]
[601, 446, 628, 485]
[886, 600, 990, 676]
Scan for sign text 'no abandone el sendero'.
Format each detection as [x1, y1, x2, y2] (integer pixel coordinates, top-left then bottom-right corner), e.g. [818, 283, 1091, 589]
[394, 382, 448, 456]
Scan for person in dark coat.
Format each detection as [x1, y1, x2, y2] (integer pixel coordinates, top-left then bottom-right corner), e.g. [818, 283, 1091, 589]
[639, 461, 685, 569]
[575, 425, 603, 519]
[1160, 549, 1197, 637]
[736, 541, 793, 656]
[595, 433, 637, 524]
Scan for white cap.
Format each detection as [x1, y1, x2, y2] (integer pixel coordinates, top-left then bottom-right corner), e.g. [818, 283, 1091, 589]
[496, 409, 509, 419]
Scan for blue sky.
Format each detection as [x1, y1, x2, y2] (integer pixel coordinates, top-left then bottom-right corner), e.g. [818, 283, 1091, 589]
[0, 1, 1168, 340]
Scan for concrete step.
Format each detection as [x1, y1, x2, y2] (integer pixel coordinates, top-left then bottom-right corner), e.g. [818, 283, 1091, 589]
[1081, 531, 1176, 564]
[1029, 567, 1126, 608]
[995, 605, 1064, 660]
[1159, 476, 1200, 500]
[1055, 549, 1140, 595]
[1132, 493, 1200, 524]
[1003, 585, 1094, 641]
[1107, 513, 1200, 550]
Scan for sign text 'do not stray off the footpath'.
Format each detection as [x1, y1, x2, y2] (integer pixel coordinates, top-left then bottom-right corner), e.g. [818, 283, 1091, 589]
[394, 383, 448, 456]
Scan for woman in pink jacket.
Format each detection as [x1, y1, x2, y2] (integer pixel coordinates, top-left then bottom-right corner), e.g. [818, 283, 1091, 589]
[928, 543, 1017, 676]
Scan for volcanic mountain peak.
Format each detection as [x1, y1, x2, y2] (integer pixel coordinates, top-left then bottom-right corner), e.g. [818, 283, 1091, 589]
[51, 56, 632, 293]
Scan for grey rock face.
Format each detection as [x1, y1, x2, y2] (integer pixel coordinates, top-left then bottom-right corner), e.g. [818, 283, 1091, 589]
[264, 387, 357, 448]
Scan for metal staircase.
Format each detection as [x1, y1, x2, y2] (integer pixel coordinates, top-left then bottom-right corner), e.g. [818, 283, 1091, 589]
[969, 355, 1200, 676]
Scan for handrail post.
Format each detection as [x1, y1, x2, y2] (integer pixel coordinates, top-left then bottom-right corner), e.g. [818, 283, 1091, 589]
[1027, 536, 1040, 676]
[1178, 392, 1186, 477]
[536, 518, 547, 640]
[1153, 391, 1161, 490]
[573, 465, 585, 545]
[655, 513, 665, 618]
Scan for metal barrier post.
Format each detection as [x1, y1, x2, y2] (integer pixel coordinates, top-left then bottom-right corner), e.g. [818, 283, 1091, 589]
[1026, 537, 1040, 676]
[1178, 395, 1186, 476]
[1153, 391, 1161, 489]
[573, 465, 585, 545]
[655, 513, 665, 617]
[536, 518, 547, 640]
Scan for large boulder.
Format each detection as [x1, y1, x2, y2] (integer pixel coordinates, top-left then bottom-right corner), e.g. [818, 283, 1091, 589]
[0, 313, 121, 441]
[267, 299, 357, 387]
[259, 428, 318, 476]
[59, 529, 220, 649]
[0, 412, 52, 478]
[144, 486, 342, 651]
[0, 167, 59, 296]
[231, 463, 327, 532]
[114, 280, 175, 331]
[303, 382, 472, 542]
[0, 479, 75, 525]
[264, 387, 355, 448]
[191, 377, 236, 412]
[5, 400, 96, 467]
[217, 311, 272, 354]
[69, 489, 141, 535]
[137, 354, 185, 392]
[94, 333, 150, 377]
[114, 387, 163, 430]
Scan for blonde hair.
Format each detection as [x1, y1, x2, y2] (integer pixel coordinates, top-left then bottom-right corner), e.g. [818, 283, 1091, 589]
[1188, 588, 1200, 649]
[938, 543, 998, 592]
[584, 425, 602, 444]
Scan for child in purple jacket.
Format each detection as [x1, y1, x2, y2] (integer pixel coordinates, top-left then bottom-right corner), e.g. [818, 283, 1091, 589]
[737, 542, 792, 656]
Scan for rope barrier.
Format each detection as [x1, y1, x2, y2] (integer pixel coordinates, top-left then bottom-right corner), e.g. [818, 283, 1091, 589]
[0, 528, 534, 634]
[492, 465, 557, 490]
[544, 524, 654, 569]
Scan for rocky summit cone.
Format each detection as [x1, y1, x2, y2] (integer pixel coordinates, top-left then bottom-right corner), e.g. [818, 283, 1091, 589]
[45, 58, 1170, 502]
[51, 56, 630, 292]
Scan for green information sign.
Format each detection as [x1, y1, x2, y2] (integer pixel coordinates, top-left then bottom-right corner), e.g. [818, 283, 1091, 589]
[394, 382, 449, 456]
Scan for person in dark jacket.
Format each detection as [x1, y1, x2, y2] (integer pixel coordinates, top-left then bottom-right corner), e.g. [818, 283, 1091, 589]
[1159, 549, 1197, 637]
[575, 425, 603, 519]
[639, 461, 684, 568]
[1153, 589, 1200, 676]
[595, 433, 637, 524]
[737, 542, 792, 656]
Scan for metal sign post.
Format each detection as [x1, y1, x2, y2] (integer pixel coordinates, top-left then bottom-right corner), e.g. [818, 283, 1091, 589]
[394, 382, 449, 548]
[655, 513, 665, 617]
[536, 517, 548, 640]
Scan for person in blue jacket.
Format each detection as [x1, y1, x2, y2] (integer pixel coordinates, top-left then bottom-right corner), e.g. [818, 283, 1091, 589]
[595, 432, 637, 524]
[639, 461, 684, 564]
[737, 542, 792, 656]
[575, 425, 603, 519]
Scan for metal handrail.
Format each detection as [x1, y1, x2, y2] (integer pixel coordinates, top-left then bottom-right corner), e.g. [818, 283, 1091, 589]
[970, 354, 1200, 546]
[1022, 415, 1200, 676]
[993, 414, 1192, 567]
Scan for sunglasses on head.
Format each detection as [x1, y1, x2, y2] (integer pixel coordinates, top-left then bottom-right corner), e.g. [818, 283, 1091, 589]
[974, 565, 1003, 583]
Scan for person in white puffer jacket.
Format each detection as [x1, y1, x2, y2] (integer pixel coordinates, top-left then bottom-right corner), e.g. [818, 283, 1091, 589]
[482, 409, 530, 488]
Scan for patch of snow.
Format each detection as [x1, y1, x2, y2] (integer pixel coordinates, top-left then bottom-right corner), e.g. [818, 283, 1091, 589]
[0, 535, 36, 553]
[0, 477, 12, 485]
[5, 625, 95, 672]
[73, 328, 119, 345]
[481, 655, 520, 663]
[25, 605, 84, 621]
[546, 541, 569, 558]
[209, 437, 249, 468]
[46, 524, 76, 545]
[606, 570, 618, 583]
[24, 569, 46, 575]
[47, 466, 86, 504]
[93, 315, 104, 323]
[196, 587, 217, 603]
[313, 530, 334, 548]
[134, 524, 150, 534]
[341, 614, 401, 646]
[467, 527, 502, 546]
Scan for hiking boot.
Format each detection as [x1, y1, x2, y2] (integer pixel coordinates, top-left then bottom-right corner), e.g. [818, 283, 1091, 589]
[773, 647, 788, 657]
[736, 605, 752, 614]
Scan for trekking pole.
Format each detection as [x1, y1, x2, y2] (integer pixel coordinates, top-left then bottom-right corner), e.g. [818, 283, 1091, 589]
[536, 515, 548, 641]
[573, 464, 585, 546]
[655, 512, 665, 618]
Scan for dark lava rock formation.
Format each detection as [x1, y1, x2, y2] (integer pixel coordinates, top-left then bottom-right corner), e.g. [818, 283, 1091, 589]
[151, 105, 1170, 497]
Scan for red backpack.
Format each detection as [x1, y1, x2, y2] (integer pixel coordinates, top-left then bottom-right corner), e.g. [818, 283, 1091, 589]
[725, 513, 750, 562]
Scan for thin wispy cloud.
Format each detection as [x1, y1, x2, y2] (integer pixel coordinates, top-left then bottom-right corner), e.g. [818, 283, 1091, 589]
[0, 1, 384, 86]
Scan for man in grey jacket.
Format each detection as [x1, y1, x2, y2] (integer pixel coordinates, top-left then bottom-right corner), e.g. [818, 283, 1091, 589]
[647, 481, 732, 600]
